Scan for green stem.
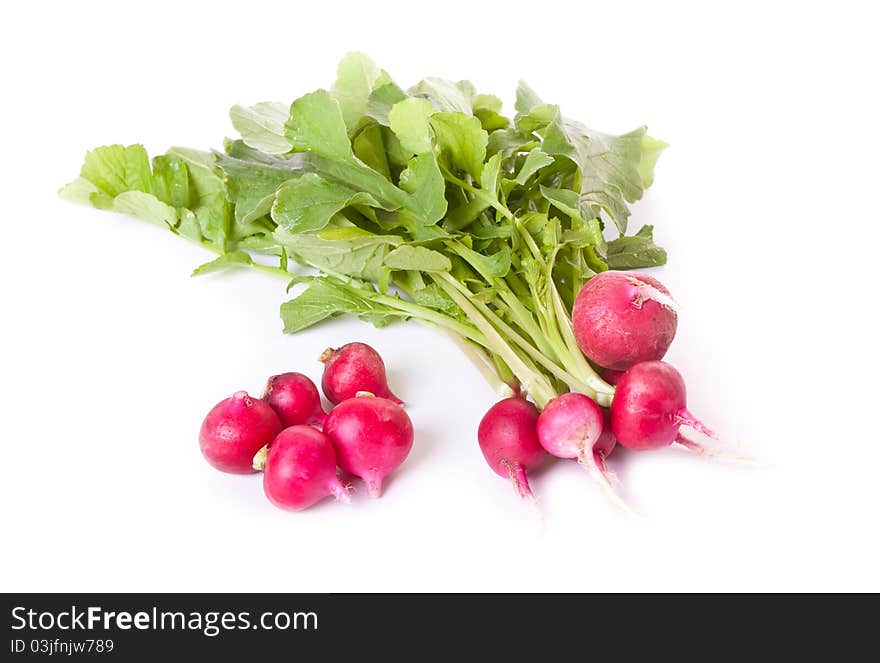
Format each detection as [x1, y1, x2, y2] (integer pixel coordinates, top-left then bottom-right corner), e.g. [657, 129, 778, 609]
[510, 220, 590, 385]
[442, 169, 512, 221]
[434, 274, 557, 407]
[437, 273, 598, 401]
[446, 332, 516, 398]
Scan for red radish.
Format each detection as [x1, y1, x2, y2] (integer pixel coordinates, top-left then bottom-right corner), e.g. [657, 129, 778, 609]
[320, 342, 403, 405]
[262, 426, 350, 511]
[262, 372, 326, 427]
[536, 393, 629, 512]
[199, 391, 282, 474]
[599, 367, 627, 386]
[611, 360, 716, 451]
[572, 271, 679, 371]
[477, 398, 546, 504]
[323, 394, 413, 497]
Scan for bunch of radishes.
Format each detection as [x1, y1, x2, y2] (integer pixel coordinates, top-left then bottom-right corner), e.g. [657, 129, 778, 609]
[199, 272, 728, 515]
[478, 271, 724, 510]
[199, 343, 413, 511]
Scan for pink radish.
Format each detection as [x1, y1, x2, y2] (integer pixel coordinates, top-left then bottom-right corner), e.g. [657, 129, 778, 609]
[199, 391, 282, 474]
[477, 398, 546, 504]
[536, 393, 629, 511]
[610, 360, 716, 451]
[572, 271, 678, 371]
[262, 426, 350, 511]
[263, 372, 326, 427]
[320, 342, 403, 405]
[322, 394, 413, 497]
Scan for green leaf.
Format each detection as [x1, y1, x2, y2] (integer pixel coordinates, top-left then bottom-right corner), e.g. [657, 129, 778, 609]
[515, 81, 544, 114]
[480, 153, 502, 194]
[515, 149, 554, 185]
[430, 112, 488, 179]
[513, 84, 557, 133]
[365, 82, 407, 126]
[474, 94, 503, 113]
[388, 97, 436, 154]
[151, 154, 190, 208]
[475, 108, 509, 132]
[515, 104, 557, 134]
[175, 209, 204, 241]
[383, 245, 451, 272]
[63, 144, 232, 247]
[218, 142, 301, 224]
[443, 197, 491, 232]
[583, 245, 609, 273]
[542, 109, 647, 234]
[331, 52, 390, 130]
[539, 185, 582, 220]
[380, 126, 411, 168]
[229, 102, 292, 155]
[398, 152, 447, 225]
[80, 144, 153, 197]
[605, 225, 667, 269]
[272, 173, 382, 234]
[167, 148, 229, 244]
[192, 251, 253, 276]
[275, 228, 402, 281]
[58, 177, 100, 205]
[285, 89, 352, 160]
[237, 234, 282, 255]
[280, 277, 405, 333]
[283, 95, 425, 219]
[409, 78, 474, 114]
[638, 134, 667, 188]
[447, 241, 511, 280]
[112, 191, 177, 227]
[410, 283, 457, 313]
[521, 212, 560, 254]
[352, 123, 391, 179]
[487, 128, 537, 159]
[471, 223, 512, 240]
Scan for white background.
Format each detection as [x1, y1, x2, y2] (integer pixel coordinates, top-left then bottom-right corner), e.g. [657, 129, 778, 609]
[2, 1, 878, 592]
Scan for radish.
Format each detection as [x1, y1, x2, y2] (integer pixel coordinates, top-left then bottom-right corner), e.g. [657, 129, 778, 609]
[320, 342, 403, 405]
[536, 392, 629, 511]
[262, 372, 326, 427]
[262, 425, 351, 511]
[572, 271, 679, 371]
[599, 367, 627, 386]
[199, 391, 282, 474]
[477, 397, 546, 503]
[322, 394, 413, 497]
[610, 360, 716, 451]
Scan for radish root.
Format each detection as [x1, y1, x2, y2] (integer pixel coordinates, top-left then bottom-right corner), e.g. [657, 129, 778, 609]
[675, 429, 756, 464]
[629, 277, 681, 313]
[329, 482, 352, 504]
[503, 461, 544, 523]
[675, 407, 718, 439]
[577, 448, 637, 516]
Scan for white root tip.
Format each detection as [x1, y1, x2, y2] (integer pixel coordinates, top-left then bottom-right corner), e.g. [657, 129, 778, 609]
[604, 468, 622, 487]
[629, 277, 681, 313]
[330, 481, 352, 504]
[578, 449, 638, 517]
[675, 429, 758, 465]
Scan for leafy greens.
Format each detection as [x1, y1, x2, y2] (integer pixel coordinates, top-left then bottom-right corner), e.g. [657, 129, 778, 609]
[61, 53, 667, 407]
